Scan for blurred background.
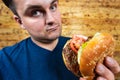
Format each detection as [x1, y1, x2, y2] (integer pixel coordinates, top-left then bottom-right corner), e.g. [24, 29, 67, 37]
[0, 0, 120, 79]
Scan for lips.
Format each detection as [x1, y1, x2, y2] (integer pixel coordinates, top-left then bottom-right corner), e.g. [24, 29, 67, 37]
[46, 25, 59, 32]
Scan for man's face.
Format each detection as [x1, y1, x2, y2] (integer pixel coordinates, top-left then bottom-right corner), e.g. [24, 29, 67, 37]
[14, 0, 62, 43]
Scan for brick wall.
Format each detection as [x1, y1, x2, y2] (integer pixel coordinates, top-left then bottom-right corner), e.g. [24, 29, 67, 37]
[0, 0, 120, 79]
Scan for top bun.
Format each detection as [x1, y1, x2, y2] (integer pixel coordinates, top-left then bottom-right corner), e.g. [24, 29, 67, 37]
[78, 33, 115, 80]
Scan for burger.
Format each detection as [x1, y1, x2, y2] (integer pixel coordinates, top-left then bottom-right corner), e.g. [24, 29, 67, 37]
[62, 32, 115, 80]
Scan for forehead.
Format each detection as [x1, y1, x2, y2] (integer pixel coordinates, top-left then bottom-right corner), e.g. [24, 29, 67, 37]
[14, 0, 57, 9]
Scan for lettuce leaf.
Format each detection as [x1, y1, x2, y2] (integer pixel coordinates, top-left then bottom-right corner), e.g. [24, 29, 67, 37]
[77, 42, 88, 64]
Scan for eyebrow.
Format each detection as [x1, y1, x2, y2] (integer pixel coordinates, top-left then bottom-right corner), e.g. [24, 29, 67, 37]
[51, 0, 58, 4]
[23, 0, 58, 15]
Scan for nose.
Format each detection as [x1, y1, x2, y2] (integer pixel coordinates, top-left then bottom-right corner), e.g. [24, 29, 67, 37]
[46, 12, 55, 26]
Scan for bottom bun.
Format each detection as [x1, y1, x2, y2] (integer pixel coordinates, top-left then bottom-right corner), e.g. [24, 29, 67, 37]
[78, 33, 115, 80]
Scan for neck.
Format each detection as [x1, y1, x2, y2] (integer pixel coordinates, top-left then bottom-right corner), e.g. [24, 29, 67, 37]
[31, 38, 59, 51]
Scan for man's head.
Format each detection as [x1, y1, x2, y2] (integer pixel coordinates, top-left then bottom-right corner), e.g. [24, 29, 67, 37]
[2, 0, 62, 44]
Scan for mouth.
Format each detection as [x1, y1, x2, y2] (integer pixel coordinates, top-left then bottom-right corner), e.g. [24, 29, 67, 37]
[46, 25, 59, 32]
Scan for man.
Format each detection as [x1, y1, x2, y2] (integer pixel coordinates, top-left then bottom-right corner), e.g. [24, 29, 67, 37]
[1, 0, 120, 80]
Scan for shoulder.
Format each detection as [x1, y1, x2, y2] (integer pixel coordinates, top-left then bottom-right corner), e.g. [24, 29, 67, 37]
[0, 37, 31, 70]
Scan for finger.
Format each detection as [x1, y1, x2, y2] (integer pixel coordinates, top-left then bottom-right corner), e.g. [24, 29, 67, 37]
[105, 56, 120, 74]
[95, 63, 115, 80]
[79, 77, 86, 80]
[96, 77, 107, 80]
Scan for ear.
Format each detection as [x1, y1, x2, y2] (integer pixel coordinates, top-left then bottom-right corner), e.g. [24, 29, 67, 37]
[14, 15, 26, 29]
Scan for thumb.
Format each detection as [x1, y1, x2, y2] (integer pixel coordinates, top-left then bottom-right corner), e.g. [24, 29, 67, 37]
[79, 77, 86, 80]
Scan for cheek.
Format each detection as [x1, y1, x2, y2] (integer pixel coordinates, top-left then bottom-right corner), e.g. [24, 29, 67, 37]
[54, 11, 61, 22]
[58, 13, 61, 21]
[22, 19, 45, 31]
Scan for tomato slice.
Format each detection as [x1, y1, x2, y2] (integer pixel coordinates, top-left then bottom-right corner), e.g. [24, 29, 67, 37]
[70, 41, 78, 54]
[70, 35, 88, 54]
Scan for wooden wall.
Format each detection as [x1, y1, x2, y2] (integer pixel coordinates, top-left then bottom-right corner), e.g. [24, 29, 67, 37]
[0, 0, 120, 79]
[0, 0, 28, 48]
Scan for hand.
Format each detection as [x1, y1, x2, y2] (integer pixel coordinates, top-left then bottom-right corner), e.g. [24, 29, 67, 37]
[79, 56, 120, 80]
[95, 56, 120, 80]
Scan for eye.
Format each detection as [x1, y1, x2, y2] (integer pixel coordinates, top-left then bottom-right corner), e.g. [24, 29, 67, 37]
[50, 4, 57, 11]
[31, 10, 44, 17]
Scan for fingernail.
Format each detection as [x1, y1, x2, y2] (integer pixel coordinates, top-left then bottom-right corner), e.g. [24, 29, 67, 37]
[96, 63, 105, 74]
[98, 77, 107, 80]
[106, 57, 114, 65]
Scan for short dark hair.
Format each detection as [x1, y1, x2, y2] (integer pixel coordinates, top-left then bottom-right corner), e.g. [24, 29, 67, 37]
[2, 0, 19, 16]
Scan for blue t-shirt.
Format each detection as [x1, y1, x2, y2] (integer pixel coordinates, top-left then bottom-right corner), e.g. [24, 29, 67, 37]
[0, 36, 79, 80]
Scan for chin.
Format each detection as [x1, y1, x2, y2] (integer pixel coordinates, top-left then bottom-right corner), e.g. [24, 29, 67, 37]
[49, 34, 60, 41]
[49, 31, 61, 39]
